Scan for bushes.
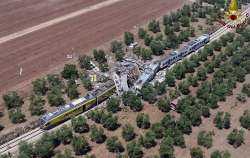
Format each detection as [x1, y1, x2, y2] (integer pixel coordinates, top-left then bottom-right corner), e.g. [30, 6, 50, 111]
[61, 64, 78, 79]
[29, 94, 45, 116]
[56, 125, 73, 144]
[148, 19, 161, 33]
[242, 83, 250, 97]
[78, 55, 92, 70]
[122, 124, 135, 141]
[47, 74, 63, 89]
[138, 28, 147, 39]
[141, 83, 157, 103]
[150, 40, 165, 56]
[66, 80, 79, 100]
[139, 130, 156, 148]
[47, 87, 65, 107]
[127, 140, 143, 158]
[157, 97, 171, 112]
[214, 112, 231, 129]
[18, 142, 34, 158]
[178, 80, 190, 95]
[106, 97, 120, 113]
[136, 113, 150, 129]
[87, 110, 119, 131]
[124, 32, 134, 46]
[240, 110, 250, 130]
[32, 78, 47, 95]
[197, 131, 213, 148]
[106, 136, 124, 153]
[227, 129, 245, 148]
[90, 125, 106, 144]
[190, 147, 204, 158]
[71, 116, 89, 133]
[8, 108, 26, 124]
[55, 149, 73, 158]
[103, 115, 119, 131]
[151, 123, 164, 139]
[3, 91, 23, 109]
[165, 71, 176, 87]
[33, 133, 59, 158]
[211, 150, 231, 158]
[122, 91, 143, 112]
[93, 49, 107, 63]
[159, 137, 174, 158]
[72, 136, 90, 155]
[236, 93, 247, 103]
[80, 73, 93, 91]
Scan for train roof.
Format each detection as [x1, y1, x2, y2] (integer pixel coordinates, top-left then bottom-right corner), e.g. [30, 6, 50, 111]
[40, 94, 94, 122]
[40, 80, 115, 122]
[135, 63, 159, 89]
[187, 34, 209, 46]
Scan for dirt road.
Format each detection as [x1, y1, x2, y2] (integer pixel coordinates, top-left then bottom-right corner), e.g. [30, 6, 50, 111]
[0, 0, 185, 95]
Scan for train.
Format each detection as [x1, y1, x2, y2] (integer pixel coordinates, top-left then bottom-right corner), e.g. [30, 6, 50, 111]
[39, 80, 116, 129]
[135, 34, 210, 89]
[39, 34, 210, 130]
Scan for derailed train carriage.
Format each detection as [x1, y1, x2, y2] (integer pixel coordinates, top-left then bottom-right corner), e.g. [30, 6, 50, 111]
[134, 34, 210, 89]
[39, 34, 210, 130]
[159, 34, 210, 69]
[39, 80, 116, 130]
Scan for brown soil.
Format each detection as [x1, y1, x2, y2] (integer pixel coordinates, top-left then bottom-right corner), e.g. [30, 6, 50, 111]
[0, 0, 186, 135]
[175, 75, 250, 158]
[0, 0, 185, 97]
[0, 0, 105, 37]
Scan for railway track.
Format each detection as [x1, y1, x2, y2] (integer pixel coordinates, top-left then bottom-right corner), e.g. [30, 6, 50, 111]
[0, 128, 44, 154]
[0, 101, 107, 156]
[1, 7, 250, 157]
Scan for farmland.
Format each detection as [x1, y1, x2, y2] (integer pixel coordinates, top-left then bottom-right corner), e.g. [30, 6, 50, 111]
[1, 0, 250, 158]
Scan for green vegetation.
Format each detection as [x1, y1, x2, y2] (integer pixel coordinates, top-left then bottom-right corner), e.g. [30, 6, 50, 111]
[214, 112, 231, 129]
[122, 91, 143, 112]
[90, 125, 106, 144]
[141, 83, 157, 103]
[107, 97, 120, 113]
[72, 135, 90, 155]
[124, 32, 134, 46]
[127, 140, 143, 158]
[157, 97, 171, 112]
[136, 113, 151, 129]
[8, 108, 25, 124]
[106, 136, 124, 153]
[29, 94, 45, 116]
[80, 72, 93, 91]
[139, 130, 157, 148]
[66, 80, 79, 99]
[197, 131, 213, 148]
[71, 116, 89, 133]
[78, 55, 92, 70]
[190, 147, 204, 158]
[211, 150, 231, 158]
[3, 91, 23, 109]
[32, 78, 47, 95]
[240, 110, 250, 130]
[61, 64, 78, 79]
[56, 125, 73, 144]
[47, 87, 65, 107]
[227, 129, 245, 148]
[122, 124, 136, 141]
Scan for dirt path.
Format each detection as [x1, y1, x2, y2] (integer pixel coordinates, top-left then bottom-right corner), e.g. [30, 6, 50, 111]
[0, 0, 124, 44]
[0, 0, 106, 37]
[0, 0, 185, 95]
